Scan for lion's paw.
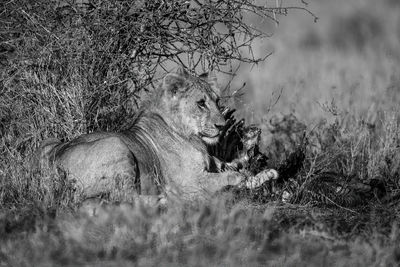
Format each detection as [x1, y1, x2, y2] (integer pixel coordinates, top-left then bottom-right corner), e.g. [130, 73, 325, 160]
[245, 169, 279, 189]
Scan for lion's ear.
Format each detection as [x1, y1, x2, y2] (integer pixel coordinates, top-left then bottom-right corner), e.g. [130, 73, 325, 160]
[199, 71, 221, 98]
[162, 73, 188, 95]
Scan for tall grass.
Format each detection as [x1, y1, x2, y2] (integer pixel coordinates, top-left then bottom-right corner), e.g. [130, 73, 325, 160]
[1, 0, 400, 266]
[237, 0, 400, 207]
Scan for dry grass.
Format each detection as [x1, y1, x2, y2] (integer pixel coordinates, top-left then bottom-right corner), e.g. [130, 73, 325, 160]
[1, 0, 400, 266]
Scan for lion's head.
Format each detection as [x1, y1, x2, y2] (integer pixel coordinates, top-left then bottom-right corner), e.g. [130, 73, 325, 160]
[150, 69, 226, 145]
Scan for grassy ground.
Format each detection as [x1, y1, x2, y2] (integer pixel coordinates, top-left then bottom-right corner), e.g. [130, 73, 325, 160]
[1, 200, 399, 267]
[1, 0, 400, 266]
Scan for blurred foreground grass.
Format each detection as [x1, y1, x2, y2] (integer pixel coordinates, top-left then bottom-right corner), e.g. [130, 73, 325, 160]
[1, 199, 400, 267]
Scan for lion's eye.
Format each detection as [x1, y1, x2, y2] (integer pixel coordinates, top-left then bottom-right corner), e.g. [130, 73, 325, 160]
[197, 99, 207, 109]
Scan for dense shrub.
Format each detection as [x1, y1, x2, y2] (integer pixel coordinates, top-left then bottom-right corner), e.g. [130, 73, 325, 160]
[0, 0, 313, 159]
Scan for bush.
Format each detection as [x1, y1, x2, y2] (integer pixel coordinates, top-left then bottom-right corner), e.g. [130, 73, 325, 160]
[0, 0, 313, 159]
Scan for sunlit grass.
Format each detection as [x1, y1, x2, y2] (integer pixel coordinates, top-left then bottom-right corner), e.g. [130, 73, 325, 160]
[1, 0, 400, 266]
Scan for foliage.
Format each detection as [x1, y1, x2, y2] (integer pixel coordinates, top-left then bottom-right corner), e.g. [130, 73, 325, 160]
[0, 0, 312, 156]
[255, 109, 400, 209]
[1, 0, 400, 266]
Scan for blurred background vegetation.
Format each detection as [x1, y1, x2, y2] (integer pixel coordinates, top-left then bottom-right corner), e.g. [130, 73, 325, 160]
[239, 0, 400, 122]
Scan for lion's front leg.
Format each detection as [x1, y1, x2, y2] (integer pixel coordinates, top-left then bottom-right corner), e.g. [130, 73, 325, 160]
[196, 170, 243, 195]
[242, 169, 279, 188]
[197, 169, 279, 196]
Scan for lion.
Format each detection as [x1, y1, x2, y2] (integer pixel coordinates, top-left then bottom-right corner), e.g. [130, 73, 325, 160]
[38, 69, 278, 204]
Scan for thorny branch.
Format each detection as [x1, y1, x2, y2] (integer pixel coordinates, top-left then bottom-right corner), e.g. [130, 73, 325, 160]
[0, 0, 315, 131]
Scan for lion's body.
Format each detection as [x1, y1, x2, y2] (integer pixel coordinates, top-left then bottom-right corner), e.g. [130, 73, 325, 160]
[39, 70, 258, 202]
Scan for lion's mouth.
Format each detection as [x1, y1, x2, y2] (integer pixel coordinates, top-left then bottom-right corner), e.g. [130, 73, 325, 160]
[200, 132, 220, 145]
[199, 132, 220, 139]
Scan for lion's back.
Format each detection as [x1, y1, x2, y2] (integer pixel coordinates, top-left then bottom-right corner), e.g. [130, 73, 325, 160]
[43, 134, 139, 199]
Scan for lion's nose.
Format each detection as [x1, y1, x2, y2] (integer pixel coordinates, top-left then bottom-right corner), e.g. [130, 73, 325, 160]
[214, 124, 225, 132]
